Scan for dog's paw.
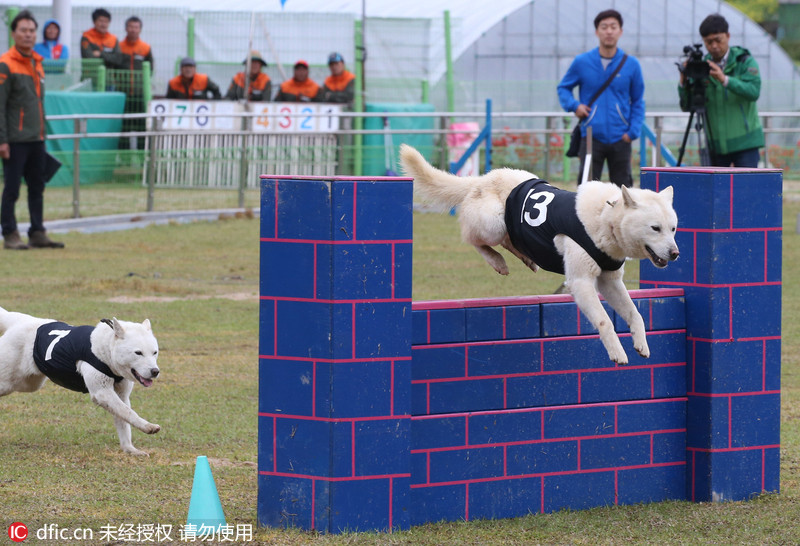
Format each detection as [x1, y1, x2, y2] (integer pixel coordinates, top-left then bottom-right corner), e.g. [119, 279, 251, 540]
[635, 344, 650, 359]
[494, 264, 509, 275]
[143, 423, 161, 435]
[608, 349, 628, 366]
[123, 447, 150, 457]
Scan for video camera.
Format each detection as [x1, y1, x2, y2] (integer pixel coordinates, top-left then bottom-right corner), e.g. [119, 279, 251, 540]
[678, 43, 709, 81]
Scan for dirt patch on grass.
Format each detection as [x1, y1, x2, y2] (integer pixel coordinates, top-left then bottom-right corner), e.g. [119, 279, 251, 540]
[108, 292, 258, 304]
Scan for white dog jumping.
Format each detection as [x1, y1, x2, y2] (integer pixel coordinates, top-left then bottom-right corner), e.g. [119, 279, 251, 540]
[400, 144, 679, 365]
[0, 307, 161, 455]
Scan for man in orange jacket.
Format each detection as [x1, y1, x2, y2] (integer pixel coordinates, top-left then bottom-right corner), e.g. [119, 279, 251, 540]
[274, 60, 321, 102]
[166, 57, 221, 100]
[80, 8, 121, 68]
[0, 11, 63, 249]
[80, 8, 122, 89]
[225, 50, 271, 102]
[118, 16, 153, 149]
[321, 52, 355, 104]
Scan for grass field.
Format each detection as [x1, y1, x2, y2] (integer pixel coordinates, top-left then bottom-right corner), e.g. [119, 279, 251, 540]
[0, 188, 798, 545]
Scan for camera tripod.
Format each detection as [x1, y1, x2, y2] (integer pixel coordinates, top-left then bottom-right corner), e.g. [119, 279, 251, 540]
[677, 104, 713, 167]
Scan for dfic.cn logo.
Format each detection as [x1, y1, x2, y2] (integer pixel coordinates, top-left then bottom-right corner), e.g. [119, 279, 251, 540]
[8, 522, 28, 542]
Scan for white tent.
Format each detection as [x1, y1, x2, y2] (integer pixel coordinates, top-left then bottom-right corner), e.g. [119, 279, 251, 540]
[7, 0, 798, 112]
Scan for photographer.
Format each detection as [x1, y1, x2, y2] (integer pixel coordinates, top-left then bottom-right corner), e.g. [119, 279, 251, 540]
[679, 14, 763, 167]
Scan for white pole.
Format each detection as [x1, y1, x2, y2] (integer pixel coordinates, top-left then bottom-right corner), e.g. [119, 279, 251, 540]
[257, 14, 287, 81]
[243, 11, 255, 106]
[581, 125, 593, 184]
[52, 0, 71, 64]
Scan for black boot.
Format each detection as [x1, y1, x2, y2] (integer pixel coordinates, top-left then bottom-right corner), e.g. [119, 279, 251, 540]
[3, 230, 29, 250]
[29, 230, 64, 249]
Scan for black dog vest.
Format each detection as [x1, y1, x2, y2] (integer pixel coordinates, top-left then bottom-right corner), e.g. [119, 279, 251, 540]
[33, 322, 122, 393]
[504, 179, 624, 274]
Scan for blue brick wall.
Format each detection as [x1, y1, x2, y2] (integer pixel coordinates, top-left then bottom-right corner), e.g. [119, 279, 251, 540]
[641, 167, 782, 502]
[409, 291, 688, 524]
[260, 168, 780, 532]
[258, 176, 414, 533]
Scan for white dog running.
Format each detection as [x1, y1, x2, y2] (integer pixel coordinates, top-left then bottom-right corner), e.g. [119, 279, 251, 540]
[0, 307, 161, 455]
[400, 144, 679, 365]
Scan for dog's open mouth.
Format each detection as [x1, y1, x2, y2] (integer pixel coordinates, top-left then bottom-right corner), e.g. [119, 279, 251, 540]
[132, 369, 154, 388]
[645, 245, 668, 268]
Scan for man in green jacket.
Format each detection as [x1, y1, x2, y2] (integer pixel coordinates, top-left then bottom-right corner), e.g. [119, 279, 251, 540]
[679, 13, 763, 167]
[0, 10, 63, 249]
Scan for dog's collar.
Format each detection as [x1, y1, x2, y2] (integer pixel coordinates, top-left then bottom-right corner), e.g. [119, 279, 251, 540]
[100, 318, 114, 329]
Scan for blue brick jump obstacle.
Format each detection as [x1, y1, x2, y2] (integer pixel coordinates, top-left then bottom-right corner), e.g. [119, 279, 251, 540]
[257, 167, 782, 533]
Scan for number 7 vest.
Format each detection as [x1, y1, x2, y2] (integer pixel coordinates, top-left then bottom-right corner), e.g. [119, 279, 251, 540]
[504, 178, 624, 274]
[33, 322, 123, 393]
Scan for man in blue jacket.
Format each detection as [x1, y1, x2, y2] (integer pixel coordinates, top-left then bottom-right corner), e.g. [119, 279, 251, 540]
[557, 9, 645, 187]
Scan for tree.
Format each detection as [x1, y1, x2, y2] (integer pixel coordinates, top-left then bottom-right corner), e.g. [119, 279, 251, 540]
[726, 0, 778, 24]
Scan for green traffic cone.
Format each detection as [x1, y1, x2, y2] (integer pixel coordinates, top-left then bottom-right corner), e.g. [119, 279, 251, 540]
[187, 456, 226, 531]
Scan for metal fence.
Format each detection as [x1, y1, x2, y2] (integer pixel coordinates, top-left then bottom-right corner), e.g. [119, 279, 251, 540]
[34, 108, 800, 220]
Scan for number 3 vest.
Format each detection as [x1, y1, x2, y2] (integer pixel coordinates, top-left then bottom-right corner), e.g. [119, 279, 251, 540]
[33, 322, 123, 393]
[504, 178, 624, 274]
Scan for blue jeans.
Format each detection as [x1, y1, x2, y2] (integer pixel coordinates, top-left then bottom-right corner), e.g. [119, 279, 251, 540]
[710, 147, 761, 168]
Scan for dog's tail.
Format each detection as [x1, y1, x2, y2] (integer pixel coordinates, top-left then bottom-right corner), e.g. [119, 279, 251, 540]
[399, 144, 478, 209]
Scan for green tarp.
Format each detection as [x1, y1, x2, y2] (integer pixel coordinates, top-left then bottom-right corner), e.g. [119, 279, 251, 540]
[44, 91, 126, 186]
[362, 102, 435, 176]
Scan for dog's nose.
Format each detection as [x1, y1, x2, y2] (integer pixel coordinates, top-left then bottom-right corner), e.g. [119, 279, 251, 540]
[150, 368, 160, 378]
[670, 249, 680, 261]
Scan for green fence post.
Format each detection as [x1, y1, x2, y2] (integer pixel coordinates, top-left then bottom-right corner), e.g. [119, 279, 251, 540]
[187, 16, 195, 58]
[354, 19, 364, 176]
[142, 61, 152, 104]
[6, 8, 19, 49]
[97, 65, 106, 92]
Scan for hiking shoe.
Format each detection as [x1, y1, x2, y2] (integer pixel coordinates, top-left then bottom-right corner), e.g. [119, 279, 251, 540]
[3, 230, 29, 250]
[28, 230, 64, 249]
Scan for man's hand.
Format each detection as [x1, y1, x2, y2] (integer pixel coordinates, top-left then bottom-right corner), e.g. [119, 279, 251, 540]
[575, 104, 590, 119]
[708, 60, 725, 83]
[0, 143, 9, 160]
[621, 134, 631, 144]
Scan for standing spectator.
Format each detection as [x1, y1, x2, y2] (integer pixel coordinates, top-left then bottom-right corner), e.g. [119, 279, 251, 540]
[321, 52, 355, 104]
[274, 60, 321, 102]
[557, 9, 644, 187]
[678, 13, 764, 167]
[80, 8, 122, 69]
[166, 57, 221, 100]
[33, 18, 69, 74]
[225, 50, 271, 102]
[0, 11, 64, 250]
[118, 16, 153, 149]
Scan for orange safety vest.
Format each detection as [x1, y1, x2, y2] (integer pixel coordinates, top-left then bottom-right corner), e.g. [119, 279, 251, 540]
[233, 72, 270, 92]
[80, 28, 119, 55]
[119, 39, 152, 94]
[168, 73, 210, 99]
[323, 70, 355, 92]
[277, 78, 320, 101]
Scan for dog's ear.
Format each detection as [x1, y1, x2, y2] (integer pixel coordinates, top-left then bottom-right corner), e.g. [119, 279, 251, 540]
[620, 185, 638, 208]
[111, 317, 126, 339]
[142, 318, 152, 331]
[659, 185, 674, 205]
